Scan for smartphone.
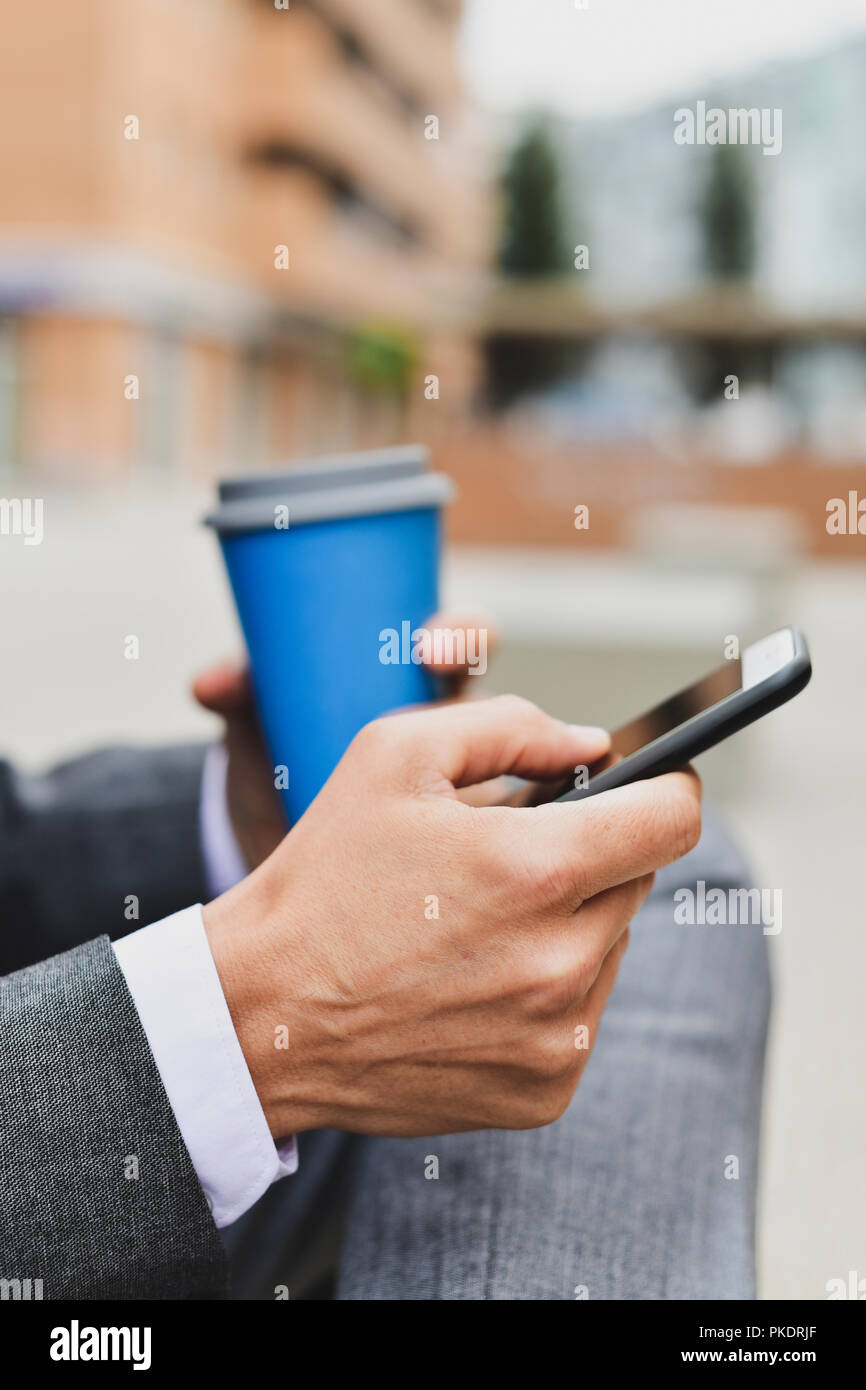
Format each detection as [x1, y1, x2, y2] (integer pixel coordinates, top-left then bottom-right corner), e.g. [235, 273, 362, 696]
[547, 627, 811, 804]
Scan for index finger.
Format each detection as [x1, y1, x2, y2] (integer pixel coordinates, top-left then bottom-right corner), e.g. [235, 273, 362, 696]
[506, 767, 703, 904]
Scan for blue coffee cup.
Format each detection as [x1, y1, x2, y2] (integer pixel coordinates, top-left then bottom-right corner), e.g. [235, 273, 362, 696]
[205, 445, 455, 824]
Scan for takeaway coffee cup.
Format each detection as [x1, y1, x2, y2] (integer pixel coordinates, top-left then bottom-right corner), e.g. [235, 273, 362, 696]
[204, 445, 455, 824]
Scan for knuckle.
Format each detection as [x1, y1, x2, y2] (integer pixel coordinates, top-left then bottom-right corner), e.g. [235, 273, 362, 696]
[614, 924, 632, 962]
[519, 846, 574, 909]
[541, 1084, 575, 1126]
[490, 692, 539, 723]
[635, 872, 656, 917]
[563, 852, 595, 906]
[352, 714, 420, 772]
[526, 1027, 577, 1082]
[482, 836, 563, 909]
[351, 717, 392, 757]
[618, 873, 654, 925]
[524, 947, 594, 1017]
[668, 783, 702, 859]
[517, 1081, 575, 1130]
[528, 1084, 575, 1128]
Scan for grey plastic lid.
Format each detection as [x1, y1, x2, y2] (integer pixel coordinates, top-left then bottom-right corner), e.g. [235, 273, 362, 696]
[204, 444, 455, 534]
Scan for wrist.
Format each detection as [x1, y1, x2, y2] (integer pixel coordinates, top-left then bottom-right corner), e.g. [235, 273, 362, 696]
[202, 867, 329, 1139]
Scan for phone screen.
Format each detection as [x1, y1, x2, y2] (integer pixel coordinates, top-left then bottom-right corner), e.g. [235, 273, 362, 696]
[504, 629, 802, 808]
[508, 657, 744, 807]
[608, 658, 742, 759]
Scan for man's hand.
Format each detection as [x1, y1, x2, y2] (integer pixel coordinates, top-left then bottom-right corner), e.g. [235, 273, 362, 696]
[203, 695, 701, 1141]
[192, 611, 497, 871]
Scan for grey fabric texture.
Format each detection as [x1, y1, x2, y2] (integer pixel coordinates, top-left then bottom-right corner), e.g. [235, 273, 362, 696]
[0, 743, 226, 1298]
[0, 745, 208, 973]
[223, 805, 770, 1301]
[0, 935, 227, 1299]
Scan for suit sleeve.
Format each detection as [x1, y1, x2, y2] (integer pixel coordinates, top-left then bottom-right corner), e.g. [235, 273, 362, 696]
[0, 934, 227, 1299]
[0, 745, 209, 973]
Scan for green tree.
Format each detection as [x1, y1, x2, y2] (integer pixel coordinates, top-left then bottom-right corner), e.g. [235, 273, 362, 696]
[701, 142, 755, 280]
[693, 143, 759, 402]
[486, 117, 574, 409]
[498, 116, 570, 276]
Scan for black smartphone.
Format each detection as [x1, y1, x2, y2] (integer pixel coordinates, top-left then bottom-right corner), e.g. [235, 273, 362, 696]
[534, 627, 811, 805]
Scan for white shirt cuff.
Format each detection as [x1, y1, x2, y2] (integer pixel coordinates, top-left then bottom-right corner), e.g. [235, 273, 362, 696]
[200, 743, 250, 899]
[113, 905, 298, 1228]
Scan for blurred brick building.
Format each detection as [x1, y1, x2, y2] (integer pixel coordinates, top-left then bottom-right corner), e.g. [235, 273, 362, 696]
[0, 0, 488, 480]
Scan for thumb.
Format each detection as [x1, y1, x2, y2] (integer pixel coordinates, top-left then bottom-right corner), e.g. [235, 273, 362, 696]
[384, 694, 610, 791]
[192, 664, 252, 717]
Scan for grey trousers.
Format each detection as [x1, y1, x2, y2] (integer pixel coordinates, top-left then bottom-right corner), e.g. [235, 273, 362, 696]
[223, 806, 770, 1300]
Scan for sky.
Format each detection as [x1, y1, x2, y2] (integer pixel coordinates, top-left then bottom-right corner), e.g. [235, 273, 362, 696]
[459, 0, 866, 117]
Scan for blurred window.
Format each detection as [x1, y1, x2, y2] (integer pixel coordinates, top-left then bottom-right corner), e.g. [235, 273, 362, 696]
[256, 0, 424, 120]
[248, 143, 424, 247]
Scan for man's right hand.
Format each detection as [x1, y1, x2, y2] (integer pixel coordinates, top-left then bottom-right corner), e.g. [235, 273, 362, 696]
[203, 695, 701, 1141]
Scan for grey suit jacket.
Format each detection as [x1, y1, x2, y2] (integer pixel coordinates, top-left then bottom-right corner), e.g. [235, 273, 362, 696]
[0, 746, 228, 1299]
